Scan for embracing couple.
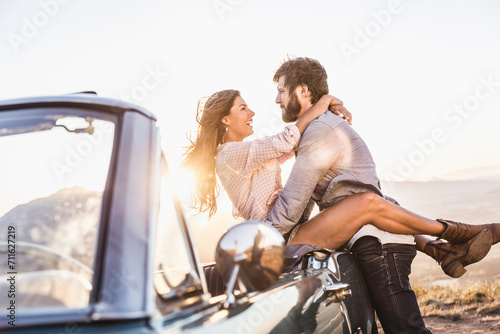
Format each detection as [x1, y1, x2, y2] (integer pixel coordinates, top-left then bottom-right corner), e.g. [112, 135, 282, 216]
[184, 57, 500, 333]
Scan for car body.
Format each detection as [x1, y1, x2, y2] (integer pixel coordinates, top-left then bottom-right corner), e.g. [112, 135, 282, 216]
[0, 94, 376, 333]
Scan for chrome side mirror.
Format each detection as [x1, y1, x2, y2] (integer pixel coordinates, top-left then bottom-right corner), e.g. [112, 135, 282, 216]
[215, 221, 285, 306]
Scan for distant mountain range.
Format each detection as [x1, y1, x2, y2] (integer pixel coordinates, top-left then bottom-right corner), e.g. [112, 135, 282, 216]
[0, 187, 102, 269]
[380, 179, 500, 225]
[429, 165, 500, 182]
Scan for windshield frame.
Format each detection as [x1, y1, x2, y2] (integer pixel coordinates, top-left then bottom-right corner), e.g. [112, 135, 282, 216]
[154, 153, 208, 303]
[0, 103, 122, 329]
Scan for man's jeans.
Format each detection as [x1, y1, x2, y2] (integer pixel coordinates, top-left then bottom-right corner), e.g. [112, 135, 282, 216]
[351, 236, 431, 334]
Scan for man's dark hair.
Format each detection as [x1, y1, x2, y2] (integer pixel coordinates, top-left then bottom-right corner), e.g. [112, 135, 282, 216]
[273, 57, 329, 104]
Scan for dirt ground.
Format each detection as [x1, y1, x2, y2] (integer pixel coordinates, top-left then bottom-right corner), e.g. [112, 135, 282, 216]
[374, 313, 500, 333]
[423, 313, 500, 334]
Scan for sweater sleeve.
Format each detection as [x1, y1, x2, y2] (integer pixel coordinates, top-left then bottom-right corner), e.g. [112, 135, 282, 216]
[268, 120, 345, 235]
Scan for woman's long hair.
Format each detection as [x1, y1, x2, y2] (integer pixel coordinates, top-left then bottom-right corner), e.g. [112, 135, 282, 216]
[183, 89, 240, 218]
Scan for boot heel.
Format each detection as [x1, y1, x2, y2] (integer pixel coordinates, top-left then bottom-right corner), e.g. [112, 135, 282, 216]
[463, 229, 493, 265]
[444, 261, 467, 278]
[423, 229, 493, 279]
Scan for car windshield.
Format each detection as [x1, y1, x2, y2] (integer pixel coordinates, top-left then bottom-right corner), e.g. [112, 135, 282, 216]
[0, 108, 116, 312]
[153, 156, 204, 301]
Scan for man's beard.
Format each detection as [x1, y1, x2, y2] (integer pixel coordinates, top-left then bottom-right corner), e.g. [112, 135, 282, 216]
[281, 92, 301, 123]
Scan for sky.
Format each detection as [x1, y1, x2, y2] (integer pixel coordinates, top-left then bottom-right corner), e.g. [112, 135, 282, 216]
[1, 0, 500, 185]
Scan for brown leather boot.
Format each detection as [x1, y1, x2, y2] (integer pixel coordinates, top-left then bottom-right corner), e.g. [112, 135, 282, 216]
[423, 229, 493, 278]
[437, 218, 500, 244]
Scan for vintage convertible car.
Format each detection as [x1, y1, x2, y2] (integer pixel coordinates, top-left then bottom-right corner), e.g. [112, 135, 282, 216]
[0, 93, 376, 333]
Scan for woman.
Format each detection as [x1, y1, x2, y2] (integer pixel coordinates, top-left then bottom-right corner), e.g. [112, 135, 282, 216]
[183, 89, 498, 278]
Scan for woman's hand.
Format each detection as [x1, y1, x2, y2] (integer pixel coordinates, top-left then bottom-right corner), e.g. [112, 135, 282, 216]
[327, 96, 352, 125]
[296, 95, 352, 135]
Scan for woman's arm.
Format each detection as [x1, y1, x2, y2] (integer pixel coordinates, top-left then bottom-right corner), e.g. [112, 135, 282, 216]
[218, 125, 301, 174]
[218, 95, 347, 173]
[295, 95, 344, 134]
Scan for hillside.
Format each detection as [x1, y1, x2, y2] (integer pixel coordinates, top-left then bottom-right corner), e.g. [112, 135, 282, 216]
[0, 187, 102, 269]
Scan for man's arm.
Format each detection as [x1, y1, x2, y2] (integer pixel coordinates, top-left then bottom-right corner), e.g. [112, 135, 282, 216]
[268, 119, 345, 235]
[301, 198, 316, 222]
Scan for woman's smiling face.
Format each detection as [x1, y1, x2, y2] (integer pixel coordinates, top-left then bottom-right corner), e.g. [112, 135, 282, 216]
[223, 95, 255, 142]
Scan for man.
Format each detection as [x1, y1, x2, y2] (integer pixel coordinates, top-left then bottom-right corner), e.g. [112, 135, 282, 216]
[267, 57, 431, 333]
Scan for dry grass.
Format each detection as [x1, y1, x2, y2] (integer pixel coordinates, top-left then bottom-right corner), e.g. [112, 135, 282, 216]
[414, 280, 500, 320]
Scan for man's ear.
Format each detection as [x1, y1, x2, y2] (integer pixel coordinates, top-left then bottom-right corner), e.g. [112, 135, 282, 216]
[298, 84, 312, 103]
[299, 84, 311, 98]
[294, 84, 307, 97]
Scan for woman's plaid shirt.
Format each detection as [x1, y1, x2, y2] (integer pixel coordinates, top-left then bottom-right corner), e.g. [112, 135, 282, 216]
[215, 125, 300, 223]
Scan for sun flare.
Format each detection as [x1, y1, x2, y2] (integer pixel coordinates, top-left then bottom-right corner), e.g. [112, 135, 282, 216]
[166, 166, 196, 204]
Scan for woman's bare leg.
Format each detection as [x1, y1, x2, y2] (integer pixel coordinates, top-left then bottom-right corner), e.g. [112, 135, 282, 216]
[290, 192, 445, 249]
